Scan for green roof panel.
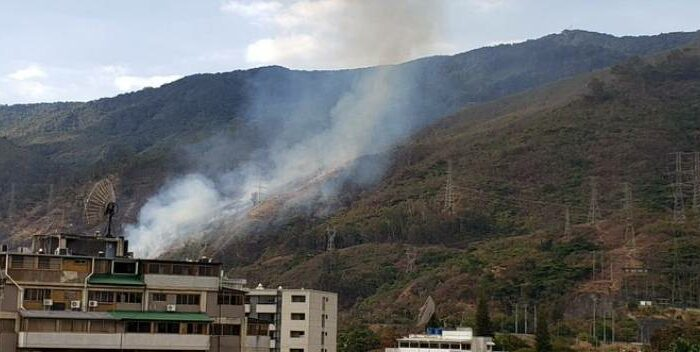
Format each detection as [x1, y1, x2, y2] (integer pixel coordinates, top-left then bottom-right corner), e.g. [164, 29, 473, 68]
[108, 311, 213, 322]
[88, 274, 145, 286]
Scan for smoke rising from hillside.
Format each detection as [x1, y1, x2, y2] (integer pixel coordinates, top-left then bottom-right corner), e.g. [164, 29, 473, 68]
[126, 0, 444, 258]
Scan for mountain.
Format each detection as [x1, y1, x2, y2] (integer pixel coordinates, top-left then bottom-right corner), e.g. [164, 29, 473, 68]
[1, 29, 698, 243]
[225, 42, 700, 340]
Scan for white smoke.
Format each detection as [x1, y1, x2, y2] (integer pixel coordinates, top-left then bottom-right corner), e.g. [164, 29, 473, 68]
[126, 0, 445, 258]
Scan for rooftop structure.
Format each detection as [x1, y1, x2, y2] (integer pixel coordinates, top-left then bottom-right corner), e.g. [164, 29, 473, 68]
[386, 328, 494, 352]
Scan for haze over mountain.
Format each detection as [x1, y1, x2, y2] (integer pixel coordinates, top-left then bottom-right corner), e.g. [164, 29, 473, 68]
[1, 29, 697, 252]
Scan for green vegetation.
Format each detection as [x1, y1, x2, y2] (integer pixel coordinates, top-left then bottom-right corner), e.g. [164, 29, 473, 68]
[338, 326, 381, 352]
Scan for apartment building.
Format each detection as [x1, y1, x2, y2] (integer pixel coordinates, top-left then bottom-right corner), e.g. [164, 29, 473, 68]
[244, 285, 337, 352]
[0, 232, 271, 352]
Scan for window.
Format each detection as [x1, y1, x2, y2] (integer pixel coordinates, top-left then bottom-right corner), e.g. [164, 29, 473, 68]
[113, 261, 137, 274]
[115, 292, 142, 303]
[11, 256, 31, 269]
[290, 330, 305, 338]
[176, 294, 200, 305]
[90, 320, 116, 333]
[186, 323, 205, 334]
[450, 344, 460, 349]
[420, 342, 429, 348]
[156, 322, 180, 333]
[152, 293, 167, 302]
[147, 263, 171, 274]
[399, 342, 409, 348]
[218, 292, 243, 305]
[257, 313, 275, 322]
[89, 291, 114, 303]
[257, 295, 276, 304]
[290, 349, 305, 352]
[461, 344, 471, 350]
[247, 322, 269, 336]
[291, 295, 306, 303]
[212, 324, 241, 336]
[125, 321, 151, 333]
[198, 265, 216, 276]
[173, 264, 194, 275]
[24, 288, 51, 301]
[37, 257, 60, 270]
[290, 313, 305, 320]
[59, 319, 87, 332]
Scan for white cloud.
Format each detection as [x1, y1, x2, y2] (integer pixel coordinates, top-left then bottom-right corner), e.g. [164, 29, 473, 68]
[7, 65, 47, 81]
[113, 74, 183, 92]
[246, 35, 318, 64]
[220, 1, 282, 18]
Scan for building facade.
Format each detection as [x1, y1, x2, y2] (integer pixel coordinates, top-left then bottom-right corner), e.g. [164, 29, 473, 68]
[245, 286, 338, 352]
[0, 232, 270, 352]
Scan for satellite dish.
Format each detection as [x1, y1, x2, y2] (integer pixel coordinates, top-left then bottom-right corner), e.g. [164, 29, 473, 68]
[84, 179, 118, 237]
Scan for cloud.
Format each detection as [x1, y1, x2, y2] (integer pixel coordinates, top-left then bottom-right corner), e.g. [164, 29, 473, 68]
[113, 74, 183, 92]
[245, 35, 318, 64]
[221, 0, 283, 17]
[7, 65, 48, 81]
[223, 0, 452, 69]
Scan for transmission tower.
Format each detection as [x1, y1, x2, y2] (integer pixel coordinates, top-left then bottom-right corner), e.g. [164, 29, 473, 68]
[405, 250, 417, 273]
[564, 206, 572, 237]
[326, 226, 336, 251]
[443, 161, 455, 215]
[623, 183, 636, 247]
[7, 183, 16, 220]
[672, 152, 686, 223]
[587, 179, 600, 225]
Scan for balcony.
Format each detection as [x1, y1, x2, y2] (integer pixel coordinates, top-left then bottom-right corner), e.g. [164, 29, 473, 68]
[18, 332, 210, 350]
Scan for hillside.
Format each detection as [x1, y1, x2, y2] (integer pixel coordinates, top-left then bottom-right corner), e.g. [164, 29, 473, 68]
[0, 29, 698, 243]
[224, 44, 700, 340]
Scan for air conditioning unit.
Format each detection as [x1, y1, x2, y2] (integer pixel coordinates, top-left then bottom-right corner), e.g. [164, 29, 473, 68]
[88, 300, 99, 308]
[166, 304, 176, 312]
[42, 299, 53, 306]
[70, 300, 81, 309]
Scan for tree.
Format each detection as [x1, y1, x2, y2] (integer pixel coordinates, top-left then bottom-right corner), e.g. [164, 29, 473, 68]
[475, 293, 493, 337]
[535, 307, 552, 352]
[339, 326, 381, 352]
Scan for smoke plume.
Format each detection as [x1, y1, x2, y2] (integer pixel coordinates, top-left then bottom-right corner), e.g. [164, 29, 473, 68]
[126, 0, 445, 258]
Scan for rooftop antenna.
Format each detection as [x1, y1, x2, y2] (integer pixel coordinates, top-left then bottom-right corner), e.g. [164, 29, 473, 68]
[84, 179, 118, 237]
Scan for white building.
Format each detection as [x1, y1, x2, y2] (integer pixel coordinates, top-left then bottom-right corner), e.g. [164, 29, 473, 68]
[243, 285, 338, 352]
[387, 328, 494, 352]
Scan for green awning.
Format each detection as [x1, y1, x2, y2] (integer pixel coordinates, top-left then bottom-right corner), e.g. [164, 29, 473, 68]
[108, 311, 213, 322]
[88, 274, 145, 286]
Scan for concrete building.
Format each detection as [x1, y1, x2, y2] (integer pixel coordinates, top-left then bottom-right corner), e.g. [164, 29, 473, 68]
[0, 232, 271, 352]
[244, 285, 337, 352]
[386, 328, 494, 352]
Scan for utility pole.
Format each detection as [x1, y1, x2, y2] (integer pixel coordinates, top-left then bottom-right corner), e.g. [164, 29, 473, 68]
[673, 152, 686, 223]
[524, 303, 529, 334]
[694, 152, 700, 211]
[588, 178, 599, 225]
[623, 182, 636, 247]
[515, 302, 519, 334]
[443, 161, 455, 215]
[7, 183, 16, 220]
[592, 295, 597, 347]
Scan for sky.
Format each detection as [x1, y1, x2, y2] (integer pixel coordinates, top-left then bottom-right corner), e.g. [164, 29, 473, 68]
[1, 0, 698, 105]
